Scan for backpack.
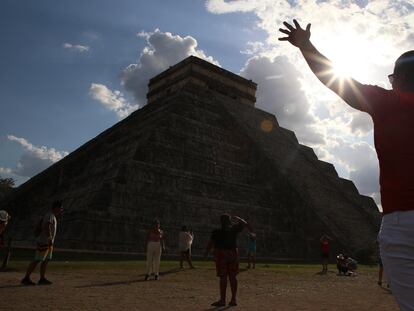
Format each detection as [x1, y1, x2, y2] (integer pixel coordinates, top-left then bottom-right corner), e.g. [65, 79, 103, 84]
[34, 218, 43, 237]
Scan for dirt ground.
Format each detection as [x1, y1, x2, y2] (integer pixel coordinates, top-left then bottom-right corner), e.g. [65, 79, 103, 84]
[0, 261, 398, 311]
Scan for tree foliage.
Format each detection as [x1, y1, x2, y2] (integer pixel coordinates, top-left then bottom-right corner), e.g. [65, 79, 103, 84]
[0, 176, 15, 200]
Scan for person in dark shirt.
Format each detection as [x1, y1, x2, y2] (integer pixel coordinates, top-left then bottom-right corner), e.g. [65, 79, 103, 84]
[204, 214, 252, 307]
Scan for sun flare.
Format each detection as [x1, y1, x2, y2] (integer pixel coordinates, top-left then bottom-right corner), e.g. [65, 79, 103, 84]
[319, 31, 375, 83]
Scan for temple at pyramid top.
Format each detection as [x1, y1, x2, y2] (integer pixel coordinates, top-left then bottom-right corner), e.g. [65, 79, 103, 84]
[147, 55, 257, 107]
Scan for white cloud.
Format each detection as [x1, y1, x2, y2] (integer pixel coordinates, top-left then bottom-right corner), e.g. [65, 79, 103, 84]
[349, 111, 373, 136]
[240, 41, 266, 55]
[0, 167, 12, 175]
[240, 55, 325, 145]
[63, 42, 90, 53]
[6, 135, 69, 178]
[121, 29, 219, 106]
[89, 83, 138, 119]
[205, 0, 260, 14]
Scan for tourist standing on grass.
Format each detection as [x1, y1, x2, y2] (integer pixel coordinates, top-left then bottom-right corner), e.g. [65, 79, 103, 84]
[0, 210, 11, 270]
[145, 219, 165, 281]
[178, 226, 194, 269]
[320, 234, 332, 273]
[0, 210, 10, 245]
[21, 200, 63, 285]
[246, 231, 256, 269]
[204, 214, 252, 307]
[279, 19, 414, 311]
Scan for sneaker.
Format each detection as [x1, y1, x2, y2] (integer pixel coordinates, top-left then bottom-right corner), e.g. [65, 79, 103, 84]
[21, 277, 36, 286]
[154, 275, 159, 280]
[211, 301, 225, 307]
[38, 278, 53, 285]
[228, 301, 237, 306]
[144, 274, 149, 281]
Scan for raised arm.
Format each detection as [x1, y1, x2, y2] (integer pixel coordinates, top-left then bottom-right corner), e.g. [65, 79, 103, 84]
[278, 19, 365, 110]
[232, 216, 253, 232]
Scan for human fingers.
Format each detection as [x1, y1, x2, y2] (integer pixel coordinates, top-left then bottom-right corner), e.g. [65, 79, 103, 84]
[306, 23, 311, 32]
[283, 21, 295, 31]
[278, 37, 290, 41]
[279, 28, 290, 35]
[293, 19, 302, 30]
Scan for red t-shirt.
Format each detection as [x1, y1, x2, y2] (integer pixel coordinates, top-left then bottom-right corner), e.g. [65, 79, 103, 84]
[321, 240, 329, 254]
[355, 85, 414, 214]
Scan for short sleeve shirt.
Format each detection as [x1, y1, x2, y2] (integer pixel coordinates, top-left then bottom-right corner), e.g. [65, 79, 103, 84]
[178, 231, 193, 251]
[36, 212, 57, 245]
[350, 85, 414, 214]
[211, 223, 245, 250]
[320, 240, 330, 253]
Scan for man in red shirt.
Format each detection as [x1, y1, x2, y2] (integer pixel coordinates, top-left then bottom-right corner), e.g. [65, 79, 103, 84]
[279, 19, 414, 310]
[320, 234, 332, 274]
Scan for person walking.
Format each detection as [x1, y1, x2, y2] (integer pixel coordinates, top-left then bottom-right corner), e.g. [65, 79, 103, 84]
[21, 201, 63, 285]
[178, 226, 194, 269]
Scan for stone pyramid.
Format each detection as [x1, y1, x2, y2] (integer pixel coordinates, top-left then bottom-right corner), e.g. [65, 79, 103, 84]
[2, 56, 380, 260]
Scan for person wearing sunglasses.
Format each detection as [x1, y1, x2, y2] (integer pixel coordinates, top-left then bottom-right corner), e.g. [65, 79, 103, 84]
[279, 19, 414, 311]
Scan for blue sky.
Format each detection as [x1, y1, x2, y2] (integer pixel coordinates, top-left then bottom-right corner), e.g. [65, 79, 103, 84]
[0, 0, 264, 184]
[1, 0, 413, 209]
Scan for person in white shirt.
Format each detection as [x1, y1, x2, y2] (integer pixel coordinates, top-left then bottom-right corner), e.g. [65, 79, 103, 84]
[21, 201, 63, 286]
[179, 226, 194, 269]
[0, 210, 10, 242]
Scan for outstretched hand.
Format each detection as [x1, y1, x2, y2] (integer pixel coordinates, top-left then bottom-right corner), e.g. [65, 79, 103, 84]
[278, 19, 311, 48]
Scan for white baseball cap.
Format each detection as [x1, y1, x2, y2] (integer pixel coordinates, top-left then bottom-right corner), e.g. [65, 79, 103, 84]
[0, 210, 10, 222]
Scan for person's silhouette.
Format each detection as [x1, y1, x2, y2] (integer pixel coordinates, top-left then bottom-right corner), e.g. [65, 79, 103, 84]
[279, 19, 414, 310]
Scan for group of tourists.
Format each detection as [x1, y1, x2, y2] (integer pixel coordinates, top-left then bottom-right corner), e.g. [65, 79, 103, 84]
[336, 254, 358, 276]
[320, 235, 358, 277]
[1, 203, 254, 307]
[143, 215, 255, 306]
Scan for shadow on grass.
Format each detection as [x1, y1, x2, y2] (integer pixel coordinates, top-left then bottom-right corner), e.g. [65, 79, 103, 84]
[76, 267, 185, 288]
[203, 307, 232, 311]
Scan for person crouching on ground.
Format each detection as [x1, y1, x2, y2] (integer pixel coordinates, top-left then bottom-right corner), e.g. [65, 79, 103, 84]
[204, 214, 252, 307]
[336, 254, 348, 276]
[145, 218, 165, 281]
[344, 255, 358, 276]
[21, 200, 63, 285]
[178, 225, 194, 269]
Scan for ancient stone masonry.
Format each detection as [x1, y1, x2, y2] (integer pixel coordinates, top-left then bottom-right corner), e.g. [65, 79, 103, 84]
[1, 56, 381, 260]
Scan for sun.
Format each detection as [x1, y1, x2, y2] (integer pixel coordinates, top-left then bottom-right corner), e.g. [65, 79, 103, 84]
[330, 51, 368, 82]
[320, 32, 372, 83]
